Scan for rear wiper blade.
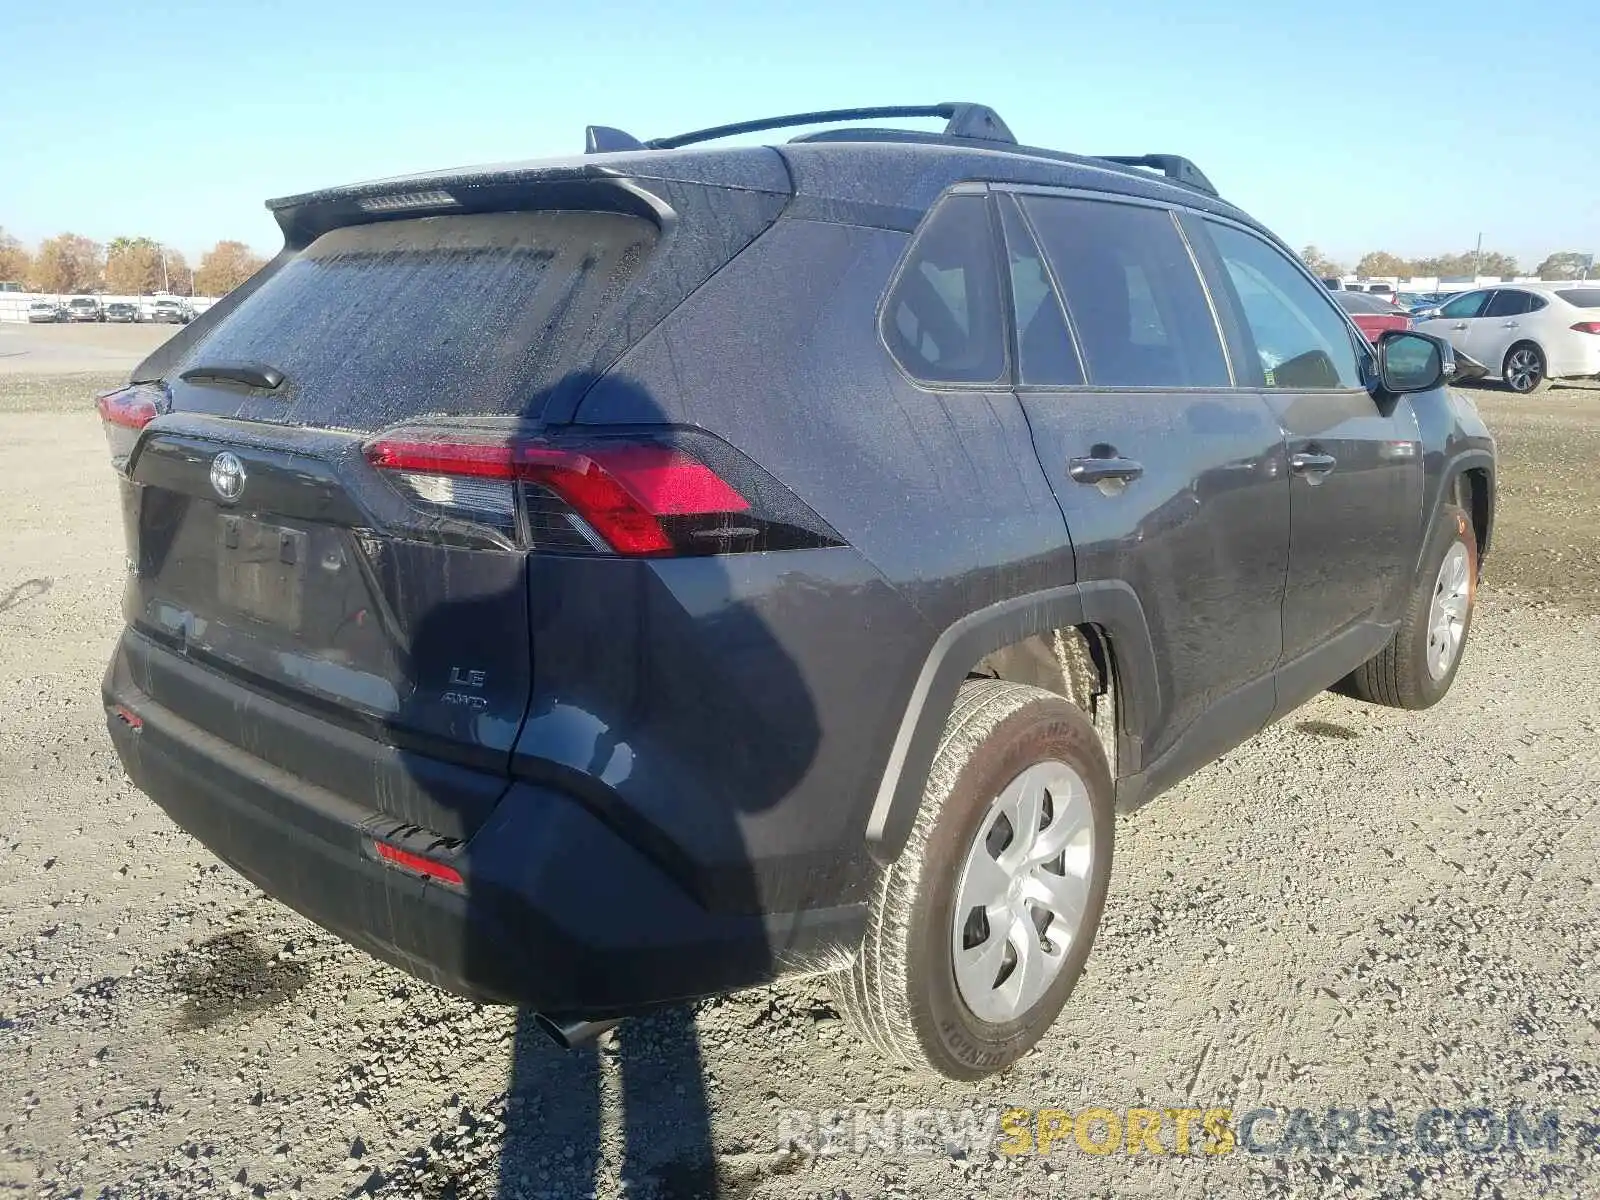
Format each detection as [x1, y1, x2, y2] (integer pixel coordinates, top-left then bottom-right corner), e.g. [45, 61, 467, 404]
[179, 361, 285, 391]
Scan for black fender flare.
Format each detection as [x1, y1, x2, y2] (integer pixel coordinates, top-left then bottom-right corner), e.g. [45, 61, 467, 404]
[1420, 448, 1495, 577]
[864, 580, 1161, 864]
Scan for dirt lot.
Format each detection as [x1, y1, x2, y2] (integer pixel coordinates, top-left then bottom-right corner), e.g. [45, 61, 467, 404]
[0, 328, 1596, 1198]
[0, 323, 176, 380]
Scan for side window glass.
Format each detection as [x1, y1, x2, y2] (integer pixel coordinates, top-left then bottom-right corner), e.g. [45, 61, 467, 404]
[996, 197, 1082, 386]
[881, 194, 1007, 385]
[1485, 291, 1533, 318]
[1439, 291, 1490, 319]
[1203, 222, 1363, 389]
[1528, 293, 1549, 312]
[1021, 196, 1229, 388]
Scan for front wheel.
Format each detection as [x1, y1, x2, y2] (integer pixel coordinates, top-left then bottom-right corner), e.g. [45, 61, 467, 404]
[1502, 343, 1549, 394]
[830, 680, 1114, 1079]
[1338, 504, 1477, 709]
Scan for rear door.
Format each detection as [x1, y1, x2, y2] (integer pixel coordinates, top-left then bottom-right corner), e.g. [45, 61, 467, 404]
[999, 190, 1290, 779]
[1190, 216, 1423, 706]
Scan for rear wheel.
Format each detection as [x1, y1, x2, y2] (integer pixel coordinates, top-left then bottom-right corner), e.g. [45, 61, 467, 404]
[831, 680, 1113, 1079]
[1502, 342, 1549, 394]
[1338, 504, 1477, 709]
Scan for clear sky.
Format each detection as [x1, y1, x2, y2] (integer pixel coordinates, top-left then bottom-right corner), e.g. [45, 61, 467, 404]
[2, 0, 1594, 268]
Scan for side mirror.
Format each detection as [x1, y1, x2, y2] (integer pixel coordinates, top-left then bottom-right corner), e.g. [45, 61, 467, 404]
[1376, 330, 1448, 393]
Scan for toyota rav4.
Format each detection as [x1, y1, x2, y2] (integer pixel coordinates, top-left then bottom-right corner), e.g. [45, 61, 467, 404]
[100, 103, 1495, 1079]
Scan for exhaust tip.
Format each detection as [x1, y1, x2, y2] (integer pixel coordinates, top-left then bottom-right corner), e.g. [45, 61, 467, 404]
[533, 1013, 622, 1049]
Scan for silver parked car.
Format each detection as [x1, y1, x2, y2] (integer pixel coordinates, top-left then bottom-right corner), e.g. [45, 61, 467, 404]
[26, 300, 64, 323]
[149, 298, 194, 324]
[1413, 284, 1600, 393]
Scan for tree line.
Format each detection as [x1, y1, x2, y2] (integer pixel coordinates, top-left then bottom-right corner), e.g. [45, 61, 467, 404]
[1301, 245, 1594, 281]
[0, 227, 267, 298]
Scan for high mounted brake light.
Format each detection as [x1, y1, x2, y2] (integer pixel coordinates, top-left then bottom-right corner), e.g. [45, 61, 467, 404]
[364, 425, 835, 557]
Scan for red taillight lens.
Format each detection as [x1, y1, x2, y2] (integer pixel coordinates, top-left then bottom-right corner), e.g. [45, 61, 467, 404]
[1571, 321, 1600, 335]
[363, 426, 814, 558]
[373, 840, 463, 887]
[516, 445, 749, 555]
[95, 385, 164, 472]
[96, 389, 159, 430]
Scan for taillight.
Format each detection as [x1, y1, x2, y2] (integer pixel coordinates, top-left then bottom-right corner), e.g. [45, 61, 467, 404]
[364, 425, 841, 557]
[95, 384, 165, 472]
[1572, 321, 1600, 335]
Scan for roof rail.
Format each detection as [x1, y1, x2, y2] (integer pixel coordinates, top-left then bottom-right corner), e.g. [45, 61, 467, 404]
[1097, 154, 1218, 197]
[581, 110, 1221, 199]
[584, 103, 1016, 154]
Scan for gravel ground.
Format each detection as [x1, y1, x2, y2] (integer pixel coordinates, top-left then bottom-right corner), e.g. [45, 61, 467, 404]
[1, 364, 1596, 1199]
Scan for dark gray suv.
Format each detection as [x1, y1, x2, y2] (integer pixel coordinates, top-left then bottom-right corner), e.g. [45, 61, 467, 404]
[99, 103, 1495, 1079]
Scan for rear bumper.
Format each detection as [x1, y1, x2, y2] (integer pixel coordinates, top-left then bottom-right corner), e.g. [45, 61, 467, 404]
[1548, 343, 1600, 380]
[104, 634, 865, 1016]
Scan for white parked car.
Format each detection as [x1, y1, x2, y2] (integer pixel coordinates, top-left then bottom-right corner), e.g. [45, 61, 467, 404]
[1413, 284, 1600, 394]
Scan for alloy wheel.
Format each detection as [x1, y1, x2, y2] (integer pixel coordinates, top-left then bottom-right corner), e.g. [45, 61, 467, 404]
[1426, 541, 1471, 680]
[1505, 347, 1543, 393]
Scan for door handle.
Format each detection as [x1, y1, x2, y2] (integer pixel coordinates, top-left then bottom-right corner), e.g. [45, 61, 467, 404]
[1501, 320, 1518, 328]
[1451, 322, 1468, 330]
[1068, 454, 1144, 486]
[1289, 451, 1337, 481]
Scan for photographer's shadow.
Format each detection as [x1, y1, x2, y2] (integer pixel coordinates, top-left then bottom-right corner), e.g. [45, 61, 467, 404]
[399, 372, 823, 1198]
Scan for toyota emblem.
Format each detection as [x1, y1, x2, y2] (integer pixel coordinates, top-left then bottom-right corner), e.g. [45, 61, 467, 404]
[210, 452, 246, 503]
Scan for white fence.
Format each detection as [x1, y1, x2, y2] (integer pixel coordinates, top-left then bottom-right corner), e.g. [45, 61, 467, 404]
[0, 293, 219, 323]
[1335, 275, 1577, 294]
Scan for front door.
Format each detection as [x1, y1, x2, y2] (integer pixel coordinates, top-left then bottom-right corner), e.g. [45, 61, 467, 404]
[1414, 289, 1494, 367]
[998, 191, 1291, 779]
[1190, 216, 1424, 707]
[1472, 288, 1546, 379]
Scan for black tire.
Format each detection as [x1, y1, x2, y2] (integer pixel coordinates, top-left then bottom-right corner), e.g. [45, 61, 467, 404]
[1502, 342, 1550, 394]
[831, 680, 1114, 1079]
[1337, 504, 1477, 709]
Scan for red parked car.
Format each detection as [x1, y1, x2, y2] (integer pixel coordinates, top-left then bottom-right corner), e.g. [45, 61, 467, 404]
[1335, 289, 1411, 342]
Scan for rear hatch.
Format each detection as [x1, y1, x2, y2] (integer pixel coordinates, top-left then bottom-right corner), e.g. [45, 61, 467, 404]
[103, 159, 792, 840]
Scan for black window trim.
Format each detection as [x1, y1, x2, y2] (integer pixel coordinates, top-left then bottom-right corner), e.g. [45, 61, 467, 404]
[875, 182, 1013, 393]
[994, 193, 1089, 388]
[1192, 212, 1375, 395]
[996, 183, 1240, 393]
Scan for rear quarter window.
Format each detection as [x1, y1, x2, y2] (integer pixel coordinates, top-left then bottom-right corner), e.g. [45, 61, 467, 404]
[176, 210, 656, 426]
[881, 194, 1007, 385]
[1557, 289, 1600, 308]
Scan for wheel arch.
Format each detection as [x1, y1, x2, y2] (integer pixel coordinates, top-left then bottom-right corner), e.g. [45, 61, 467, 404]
[1421, 450, 1495, 578]
[864, 581, 1160, 864]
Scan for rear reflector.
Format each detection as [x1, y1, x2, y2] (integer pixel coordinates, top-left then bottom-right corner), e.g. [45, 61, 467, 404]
[113, 705, 143, 730]
[373, 840, 464, 887]
[1572, 321, 1600, 335]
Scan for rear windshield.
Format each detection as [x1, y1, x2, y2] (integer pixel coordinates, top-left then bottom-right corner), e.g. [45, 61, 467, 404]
[176, 211, 655, 427]
[1557, 289, 1600, 308]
